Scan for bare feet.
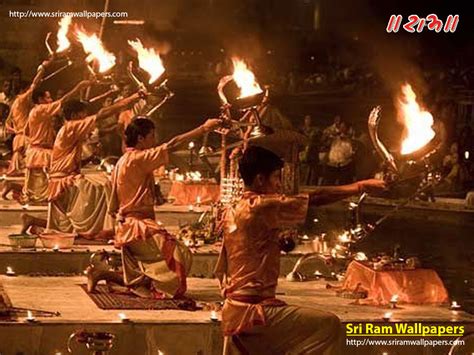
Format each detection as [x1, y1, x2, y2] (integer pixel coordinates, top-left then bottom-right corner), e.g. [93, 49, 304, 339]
[20, 213, 35, 234]
[1, 182, 13, 200]
[1, 181, 24, 201]
[86, 266, 99, 293]
[86, 266, 124, 293]
[130, 285, 153, 298]
[78, 229, 115, 241]
[20, 213, 47, 234]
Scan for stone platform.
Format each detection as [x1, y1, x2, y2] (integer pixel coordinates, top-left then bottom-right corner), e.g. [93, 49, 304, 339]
[1, 276, 473, 355]
[0, 200, 206, 230]
[1, 197, 474, 353]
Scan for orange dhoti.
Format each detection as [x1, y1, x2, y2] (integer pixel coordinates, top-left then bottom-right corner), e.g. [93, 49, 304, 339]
[223, 302, 342, 355]
[6, 133, 27, 176]
[47, 173, 114, 234]
[22, 146, 52, 203]
[117, 216, 192, 298]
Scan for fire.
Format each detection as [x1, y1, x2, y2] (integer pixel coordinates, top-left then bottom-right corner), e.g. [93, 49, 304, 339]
[231, 57, 263, 98]
[75, 27, 116, 73]
[398, 84, 435, 155]
[56, 16, 72, 53]
[128, 39, 165, 84]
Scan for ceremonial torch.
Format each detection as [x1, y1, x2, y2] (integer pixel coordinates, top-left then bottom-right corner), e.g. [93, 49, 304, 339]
[42, 15, 74, 82]
[75, 27, 117, 100]
[127, 38, 174, 115]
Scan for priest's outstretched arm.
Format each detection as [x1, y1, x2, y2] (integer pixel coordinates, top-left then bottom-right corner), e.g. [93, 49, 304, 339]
[307, 179, 386, 206]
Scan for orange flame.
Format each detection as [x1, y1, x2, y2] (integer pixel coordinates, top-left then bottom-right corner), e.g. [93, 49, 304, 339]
[75, 27, 116, 73]
[398, 84, 435, 155]
[231, 57, 262, 98]
[56, 16, 72, 53]
[128, 39, 165, 84]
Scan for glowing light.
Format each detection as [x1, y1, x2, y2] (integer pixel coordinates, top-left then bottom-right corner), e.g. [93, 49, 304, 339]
[118, 312, 129, 322]
[338, 231, 351, 243]
[354, 252, 368, 261]
[450, 301, 461, 310]
[56, 16, 72, 53]
[397, 84, 435, 155]
[75, 27, 116, 73]
[231, 57, 263, 98]
[128, 38, 165, 84]
[382, 312, 392, 321]
[210, 310, 218, 321]
[26, 310, 36, 322]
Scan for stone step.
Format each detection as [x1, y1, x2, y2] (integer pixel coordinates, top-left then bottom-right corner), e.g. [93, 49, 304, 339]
[0, 248, 301, 279]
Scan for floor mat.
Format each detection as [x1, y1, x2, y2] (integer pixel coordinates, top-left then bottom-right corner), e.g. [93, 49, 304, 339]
[80, 284, 196, 311]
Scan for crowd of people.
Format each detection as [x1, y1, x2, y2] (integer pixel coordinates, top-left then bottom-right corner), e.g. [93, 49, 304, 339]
[298, 114, 376, 186]
[298, 110, 474, 196]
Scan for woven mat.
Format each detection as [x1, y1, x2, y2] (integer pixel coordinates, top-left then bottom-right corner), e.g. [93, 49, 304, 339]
[80, 284, 196, 311]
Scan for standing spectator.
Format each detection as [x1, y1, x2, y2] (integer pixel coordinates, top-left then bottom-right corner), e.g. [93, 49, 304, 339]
[322, 115, 342, 142]
[299, 115, 321, 185]
[323, 121, 355, 185]
[0, 80, 13, 106]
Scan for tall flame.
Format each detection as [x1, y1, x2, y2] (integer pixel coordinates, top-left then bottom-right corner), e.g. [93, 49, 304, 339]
[75, 28, 116, 73]
[398, 83, 435, 155]
[56, 16, 72, 53]
[231, 57, 262, 98]
[128, 39, 165, 84]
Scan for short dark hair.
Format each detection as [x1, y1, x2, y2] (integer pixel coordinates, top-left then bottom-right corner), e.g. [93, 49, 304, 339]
[239, 145, 284, 186]
[32, 89, 47, 104]
[125, 117, 155, 147]
[63, 99, 88, 120]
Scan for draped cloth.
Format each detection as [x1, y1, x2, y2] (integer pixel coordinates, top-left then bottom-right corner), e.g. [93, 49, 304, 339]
[6, 90, 32, 176]
[47, 172, 114, 234]
[215, 192, 342, 354]
[22, 168, 49, 204]
[20, 100, 61, 203]
[119, 218, 192, 298]
[46, 115, 113, 234]
[168, 181, 220, 205]
[341, 261, 449, 305]
[7, 133, 27, 175]
[109, 144, 191, 298]
[24, 101, 61, 169]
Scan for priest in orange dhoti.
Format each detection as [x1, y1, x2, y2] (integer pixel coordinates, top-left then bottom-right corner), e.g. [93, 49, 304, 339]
[87, 116, 222, 299]
[20, 80, 93, 204]
[217, 145, 386, 354]
[21, 89, 147, 237]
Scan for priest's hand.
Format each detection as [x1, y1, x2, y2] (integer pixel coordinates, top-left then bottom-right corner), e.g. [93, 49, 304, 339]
[358, 179, 387, 194]
[78, 79, 96, 89]
[202, 118, 223, 133]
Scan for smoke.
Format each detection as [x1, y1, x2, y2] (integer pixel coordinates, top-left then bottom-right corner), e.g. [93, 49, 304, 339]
[328, 0, 428, 96]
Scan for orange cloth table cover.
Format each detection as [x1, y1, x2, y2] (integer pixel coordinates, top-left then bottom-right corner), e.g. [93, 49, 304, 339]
[342, 260, 449, 305]
[168, 181, 220, 205]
